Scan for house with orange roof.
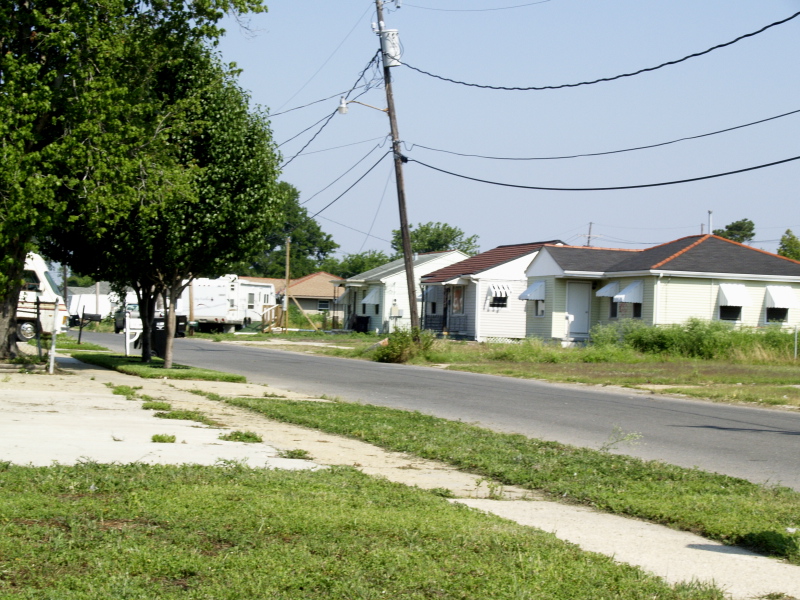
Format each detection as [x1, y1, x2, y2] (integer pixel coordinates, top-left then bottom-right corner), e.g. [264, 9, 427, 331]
[522, 235, 800, 343]
[419, 240, 563, 342]
[241, 272, 344, 322]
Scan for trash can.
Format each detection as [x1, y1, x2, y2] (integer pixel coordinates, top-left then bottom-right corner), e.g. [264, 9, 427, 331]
[354, 316, 370, 333]
[176, 315, 188, 338]
[152, 318, 168, 358]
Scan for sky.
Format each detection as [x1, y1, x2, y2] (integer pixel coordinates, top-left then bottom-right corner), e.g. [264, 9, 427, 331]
[214, 0, 800, 258]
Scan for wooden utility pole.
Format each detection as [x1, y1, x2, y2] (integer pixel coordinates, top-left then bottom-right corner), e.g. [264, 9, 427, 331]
[376, 0, 419, 330]
[284, 236, 291, 331]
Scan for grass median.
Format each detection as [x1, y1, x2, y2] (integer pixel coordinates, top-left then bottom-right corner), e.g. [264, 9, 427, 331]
[72, 353, 246, 383]
[223, 395, 800, 564]
[0, 461, 723, 599]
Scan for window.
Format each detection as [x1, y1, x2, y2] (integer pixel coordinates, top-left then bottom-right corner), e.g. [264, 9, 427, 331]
[430, 302, 437, 315]
[229, 299, 235, 308]
[632, 303, 642, 318]
[719, 306, 741, 321]
[452, 286, 465, 314]
[534, 299, 545, 317]
[22, 270, 40, 291]
[609, 301, 618, 319]
[247, 293, 255, 310]
[374, 303, 380, 315]
[318, 300, 330, 311]
[766, 307, 788, 322]
[489, 296, 508, 308]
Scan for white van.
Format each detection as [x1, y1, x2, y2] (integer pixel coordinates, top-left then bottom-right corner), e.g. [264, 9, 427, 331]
[17, 253, 69, 341]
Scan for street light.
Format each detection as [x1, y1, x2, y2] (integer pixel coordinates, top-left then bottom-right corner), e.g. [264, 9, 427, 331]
[337, 98, 388, 115]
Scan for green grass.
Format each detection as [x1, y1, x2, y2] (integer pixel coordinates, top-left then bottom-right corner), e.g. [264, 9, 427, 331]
[224, 396, 800, 564]
[218, 430, 262, 443]
[45, 333, 110, 352]
[142, 401, 172, 411]
[151, 434, 176, 443]
[154, 410, 219, 427]
[72, 353, 246, 383]
[0, 462, 723, 599]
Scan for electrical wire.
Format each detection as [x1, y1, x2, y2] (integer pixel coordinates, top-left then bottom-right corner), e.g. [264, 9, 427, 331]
[301, 143, 384, 205]
[407, 154, 800, 192]
[408, 107, 800, 161]
[318, 215, 393, 245]
[310, 151, 393, 218]
[281, 52, 381, 169]
[403, 0, 553, 12]
[401, 10, 800, 91]
[269, 86, 367, 118]
[359, 162, 395, 252]
[275, 2, 374, 112]
[278, 112, 334, 148]
[297, 136, 389, 157]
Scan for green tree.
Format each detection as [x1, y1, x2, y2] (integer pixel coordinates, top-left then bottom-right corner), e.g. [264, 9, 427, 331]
[777, 229, 800, 261]
[235, 183, 339, 278]
[42, 47, 282, 367]
[713, 219, 755, 244]
[391, 222, 479, 256]
[321, 250, 391, 278]
[0, 0, 265, 359]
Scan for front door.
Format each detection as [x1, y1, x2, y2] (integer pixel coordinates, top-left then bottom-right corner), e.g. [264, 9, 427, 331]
[566, 281, 591, 336]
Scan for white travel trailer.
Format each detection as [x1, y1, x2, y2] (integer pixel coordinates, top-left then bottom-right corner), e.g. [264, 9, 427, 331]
[183, 275, 276, 333]
[16, 253, 69, 341]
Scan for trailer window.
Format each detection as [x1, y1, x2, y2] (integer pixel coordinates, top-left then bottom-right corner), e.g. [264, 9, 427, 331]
[22, 271, 40, 291]
[247, 293, 255, 309]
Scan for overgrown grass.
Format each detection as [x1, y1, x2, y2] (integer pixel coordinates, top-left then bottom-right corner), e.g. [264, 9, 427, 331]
[224, 396, 800, 564]
[154, 409, 219, 427]
[151, 434, 176, 443]
[72, 353, 246, 382]
[218, 430, 262, 443]
[0, 462, 723, 599]
[35, 333, 110, 352]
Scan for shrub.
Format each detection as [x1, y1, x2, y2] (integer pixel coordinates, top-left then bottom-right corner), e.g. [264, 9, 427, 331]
[373, 327, 434, 363]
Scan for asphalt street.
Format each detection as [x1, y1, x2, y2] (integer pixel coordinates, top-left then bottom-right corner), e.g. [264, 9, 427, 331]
[77, 332, 800, 490]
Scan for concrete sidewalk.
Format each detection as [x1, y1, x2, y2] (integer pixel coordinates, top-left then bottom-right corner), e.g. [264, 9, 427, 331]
[1, 354, 799, 600]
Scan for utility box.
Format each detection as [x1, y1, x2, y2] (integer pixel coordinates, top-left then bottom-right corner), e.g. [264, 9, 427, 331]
[380, 29, 401, 67]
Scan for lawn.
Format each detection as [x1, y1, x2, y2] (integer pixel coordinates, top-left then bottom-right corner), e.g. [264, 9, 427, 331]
[72, 353, 246, 383]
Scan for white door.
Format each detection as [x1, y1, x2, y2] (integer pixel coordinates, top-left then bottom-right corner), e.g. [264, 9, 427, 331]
[566, 282, 592, 335]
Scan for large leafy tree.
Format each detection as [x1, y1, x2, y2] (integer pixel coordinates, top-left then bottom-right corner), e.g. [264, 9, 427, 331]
[43, 47, 283, 367]
[321, 250, 391, 278]
[391, 222, 479, 256]
[235, 183, 339, 278]
[0, 0, 265, 359]
[713, 219, 755, 244]
[777, 229, 800, 261]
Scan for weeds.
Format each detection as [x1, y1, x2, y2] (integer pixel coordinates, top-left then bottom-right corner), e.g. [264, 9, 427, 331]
[142, 401, 172, 411]
[153, 410, 218, 426]
[372, 327, 434, 363]
[279, 448, 311, 460]
[219, 430, 263, 443]
[151, 434, 176, 443]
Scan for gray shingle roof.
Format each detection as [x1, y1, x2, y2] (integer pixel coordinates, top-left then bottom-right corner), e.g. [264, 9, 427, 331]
[346, 251, 466, 282]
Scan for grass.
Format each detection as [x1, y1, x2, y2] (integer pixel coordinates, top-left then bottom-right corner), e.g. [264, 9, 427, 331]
[142, 401, 172, 411]
[153, 409, 219, 427]
[151, 434, 176, 443]
[40, 333, 110, 352]
[223, 396, 800, 564]
[278, 448, 311, 460]
[72, 353, 246, 383]
[218, 430, 262, 443]
[0, 461, 723, 599]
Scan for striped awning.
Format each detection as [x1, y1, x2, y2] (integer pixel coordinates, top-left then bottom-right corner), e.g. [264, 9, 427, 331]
[718, 283, 750, 307]
[519, 281, 545, 301]
[595, 281, 619, 297]
[613, 280, 643, 304]
[489, 283, 513, 297]
[765, 285, 799, 309]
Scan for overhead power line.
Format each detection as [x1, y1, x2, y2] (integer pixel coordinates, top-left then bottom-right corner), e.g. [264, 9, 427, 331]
[404, 0, 553, 12]
[407, 154, 800, 191]
[269, 86, 367, 118]
[310, 151, 392, 218]
[409, 107, 800, 161]
[301, 143, 384, 205]
[402, 10, 800, 91]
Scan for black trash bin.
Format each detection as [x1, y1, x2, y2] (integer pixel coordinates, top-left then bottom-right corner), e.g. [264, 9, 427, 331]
[176, 315, 188, 338]
[353, 315, 370, 333]
[152, 318, 168, 358]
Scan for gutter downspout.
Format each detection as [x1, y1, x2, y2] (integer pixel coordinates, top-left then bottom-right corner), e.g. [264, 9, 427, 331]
[654, 273, 663, 326]
[472, 276, 481, 342]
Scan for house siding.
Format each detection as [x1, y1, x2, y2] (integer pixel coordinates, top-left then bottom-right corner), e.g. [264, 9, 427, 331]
[476, 280, 528, 341]
[524, 277, 555, 339]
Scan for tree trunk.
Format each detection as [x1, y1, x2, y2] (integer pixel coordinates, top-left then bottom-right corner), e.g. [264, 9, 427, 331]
[134, 283, 158, 363]
[0, 244, 28, 360]
[163, 277, 190, 369]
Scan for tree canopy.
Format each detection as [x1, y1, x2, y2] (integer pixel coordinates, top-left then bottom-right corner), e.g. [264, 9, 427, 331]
[321, 250, 391, 279]
[391, 222, 479, 256]
[713, 219, 755, 244]
[777, 229, 800, 261]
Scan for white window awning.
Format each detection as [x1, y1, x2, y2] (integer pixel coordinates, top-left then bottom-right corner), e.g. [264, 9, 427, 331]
[489, 283, 513, 297]
[361, 287, 382, 305]
[416, 287, 434, 301]
[718, 283, 750, 307]
[519, 281, 545, 301]
[613, 280, 643, 304]
[595, 281, 619, 297]
[765, 285, 799, 309]
[334, 292, 349, 304]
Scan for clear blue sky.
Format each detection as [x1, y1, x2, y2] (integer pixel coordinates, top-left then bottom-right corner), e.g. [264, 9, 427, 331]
[215, 0, 800, 257]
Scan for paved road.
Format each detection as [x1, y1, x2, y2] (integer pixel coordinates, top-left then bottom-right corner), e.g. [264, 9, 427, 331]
[77, 332, 800, 490]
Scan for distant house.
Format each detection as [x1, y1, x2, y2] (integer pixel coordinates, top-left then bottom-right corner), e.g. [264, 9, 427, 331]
[420, 241, 563, 342]
[521, 235, 800, 343]
[336, 251, 469, 333]
[67, 283, 136, 317]
[241, 272, 344, 319]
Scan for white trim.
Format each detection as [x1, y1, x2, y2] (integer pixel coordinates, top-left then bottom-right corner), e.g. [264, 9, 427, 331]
[613, 280, 643, 304]
[718, 283, 750, 307]
[519, 281, 546, 301]
[765, 285, 799, 309]
[595, 281, 619, 297]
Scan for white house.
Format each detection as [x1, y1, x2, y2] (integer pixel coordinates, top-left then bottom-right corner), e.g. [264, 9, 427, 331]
[419, 241, 562, 342]
[336, 251, 468, 333]
[521, 235, 800, 343]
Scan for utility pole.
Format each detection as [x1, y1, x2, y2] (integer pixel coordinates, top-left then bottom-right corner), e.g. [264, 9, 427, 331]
[585, 222, 594, 247]
[376, 0, 419, 330]
[284, 236, 291, 331]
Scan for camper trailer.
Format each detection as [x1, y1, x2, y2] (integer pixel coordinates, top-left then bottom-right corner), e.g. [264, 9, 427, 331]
[184, 275, 276, 333]
[16, 253, 69, 341]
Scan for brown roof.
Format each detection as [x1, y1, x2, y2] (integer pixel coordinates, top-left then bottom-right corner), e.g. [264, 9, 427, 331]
[422, 241, 564, 284]
[241, 272, 344, 299]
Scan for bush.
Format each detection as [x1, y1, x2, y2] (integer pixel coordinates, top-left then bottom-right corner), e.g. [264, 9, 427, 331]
[373, 327, 434, 363]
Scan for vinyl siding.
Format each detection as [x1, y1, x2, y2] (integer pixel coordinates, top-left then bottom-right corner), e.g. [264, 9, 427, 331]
[476, 280, 528, 341]
[524, 277, 555, 339]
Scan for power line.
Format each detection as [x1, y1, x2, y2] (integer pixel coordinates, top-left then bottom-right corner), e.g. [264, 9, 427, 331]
[401, 10, 800, 91]
[291, 136, 388, 157]
[310, 151, 393, 218]
[404, 0, 553, 12]
[408, 153, 800, 192]
[269, 87, 367, 118]
[301, 143, 384, 205]
[408, 107, 800, 161]
[359, 161, 395, 252]
[318, 215, 393, 245]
